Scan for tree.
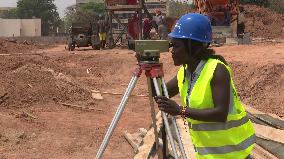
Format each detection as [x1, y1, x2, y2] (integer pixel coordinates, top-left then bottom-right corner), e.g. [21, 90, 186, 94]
[16, 0, 61, 35]
[240, 0, 270, 7]
[0, 8, 18, 18]
[63, 2, 105, 32]
[269, 0, 284, 14]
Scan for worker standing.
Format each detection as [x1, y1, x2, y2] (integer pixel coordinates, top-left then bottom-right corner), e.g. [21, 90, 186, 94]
[143, 15, 152, 40]
[154, 13, 255, 159]
[154, 9, 168, 40]
[128, 14, 139, 40]
[97, 14, 107, 49]
[237, 6, 246, 38]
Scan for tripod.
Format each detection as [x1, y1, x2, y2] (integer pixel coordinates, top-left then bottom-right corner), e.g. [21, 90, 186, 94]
[95, 59, 187, 159]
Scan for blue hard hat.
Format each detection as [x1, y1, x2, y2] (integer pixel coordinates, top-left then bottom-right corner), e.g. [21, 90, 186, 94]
[169, 13, 212, 43]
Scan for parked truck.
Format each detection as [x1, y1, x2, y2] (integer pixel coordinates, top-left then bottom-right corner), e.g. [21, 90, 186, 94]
[67, 23, 101, 51]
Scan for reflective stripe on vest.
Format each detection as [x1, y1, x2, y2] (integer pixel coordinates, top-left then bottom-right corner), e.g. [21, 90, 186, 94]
[196, 134, 256, 155]
[189, 115, 249, 131]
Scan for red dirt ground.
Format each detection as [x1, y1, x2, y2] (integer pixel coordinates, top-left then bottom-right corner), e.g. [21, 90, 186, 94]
[0, 43, 283, 158]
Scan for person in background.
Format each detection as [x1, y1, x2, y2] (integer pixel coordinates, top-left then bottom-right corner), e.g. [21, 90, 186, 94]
[128, 13, 139, 40]
[237, 6, 246, 38]
[224, 4, 231, 26]
[97, 14, 108, 49]
[154, 9, 168, 40]
[143, 15, 152, 40]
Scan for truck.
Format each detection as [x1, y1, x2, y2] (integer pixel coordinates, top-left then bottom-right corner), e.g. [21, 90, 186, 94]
[67, 22, 101, 51]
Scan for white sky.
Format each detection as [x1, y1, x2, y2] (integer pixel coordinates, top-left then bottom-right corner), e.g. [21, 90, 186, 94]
[0, 0, 76, 17]
[0, 0, 193, 17]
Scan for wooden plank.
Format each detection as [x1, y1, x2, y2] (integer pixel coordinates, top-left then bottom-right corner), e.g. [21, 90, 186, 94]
[124, 132, 140, 154]
[176, 118, 196, 159]
[245, 104, 284, 121]
[134, 111, 162, 159]
[253, 123, 284, 144]
[256, 137, 284, 159]
[59, 102, 103, 112]
[251, 144, 278, 159]
[255, 114, 284, 130]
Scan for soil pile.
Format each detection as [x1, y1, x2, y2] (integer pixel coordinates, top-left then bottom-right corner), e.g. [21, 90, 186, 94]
[243, 5, 284, 39]
[0, 39, 38, 54]
[214, 44, 284, 117]
[0, 55, 91, 108]
[231, 62, 284, 117]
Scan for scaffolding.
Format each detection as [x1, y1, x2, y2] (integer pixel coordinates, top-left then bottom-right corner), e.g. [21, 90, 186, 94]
[105, 0, 152, 46]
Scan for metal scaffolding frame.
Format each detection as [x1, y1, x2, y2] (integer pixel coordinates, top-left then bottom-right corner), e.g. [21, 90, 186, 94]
[105, 0, 152, 46]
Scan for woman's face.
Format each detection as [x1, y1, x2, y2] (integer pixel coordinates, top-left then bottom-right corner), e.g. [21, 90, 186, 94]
[170, 38, 191, 66]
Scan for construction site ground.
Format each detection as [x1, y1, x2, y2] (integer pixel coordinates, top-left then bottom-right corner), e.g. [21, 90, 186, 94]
[0, 40, 283, 159]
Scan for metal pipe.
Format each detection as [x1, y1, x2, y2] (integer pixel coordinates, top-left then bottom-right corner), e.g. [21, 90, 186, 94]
[147, 77, 160, 152]
[95, 75, 139, 159]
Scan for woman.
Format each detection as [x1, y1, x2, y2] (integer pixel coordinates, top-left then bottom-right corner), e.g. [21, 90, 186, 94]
[154, 13, 255, 159]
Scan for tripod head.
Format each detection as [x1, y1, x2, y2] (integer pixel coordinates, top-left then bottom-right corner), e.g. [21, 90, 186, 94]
[128, 40, 170, 64]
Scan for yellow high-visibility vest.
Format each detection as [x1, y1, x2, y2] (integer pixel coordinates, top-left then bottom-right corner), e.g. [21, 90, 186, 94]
[177, 58, 255, 159]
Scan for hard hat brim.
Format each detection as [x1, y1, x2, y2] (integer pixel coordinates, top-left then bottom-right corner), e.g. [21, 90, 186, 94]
[168, 33, 211, 43]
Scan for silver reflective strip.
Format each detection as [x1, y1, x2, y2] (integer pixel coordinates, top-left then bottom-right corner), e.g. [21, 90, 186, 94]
[190, 116, 249, 131]
[197, 134, 256, 155]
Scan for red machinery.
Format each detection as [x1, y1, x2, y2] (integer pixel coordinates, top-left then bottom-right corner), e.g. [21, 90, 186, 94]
[194, 0, 239, 26]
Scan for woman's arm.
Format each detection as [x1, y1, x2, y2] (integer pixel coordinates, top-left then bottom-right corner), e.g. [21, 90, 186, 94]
[155, 64, 230, 122]
[166, 76, 179, 98]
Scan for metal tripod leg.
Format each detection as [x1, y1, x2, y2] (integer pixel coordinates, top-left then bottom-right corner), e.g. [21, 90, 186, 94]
[147, 77, 159, 152]
[161, 78, 187, 159]
[152, 77, 179, 159]
[95, 75, 138, 159]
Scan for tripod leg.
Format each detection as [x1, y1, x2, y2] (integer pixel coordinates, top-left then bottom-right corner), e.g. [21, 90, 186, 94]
[152, 77, 179, 159]
[161, 78, 187, 159]
[147, 77, 160, 152]
[95, 75, 139, 159]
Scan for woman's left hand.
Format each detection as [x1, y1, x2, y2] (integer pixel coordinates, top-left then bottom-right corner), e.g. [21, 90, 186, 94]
[154, 96, 182, 116]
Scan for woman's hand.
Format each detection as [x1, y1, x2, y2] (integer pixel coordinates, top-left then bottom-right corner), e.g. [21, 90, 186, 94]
[154, 96, 182, 116]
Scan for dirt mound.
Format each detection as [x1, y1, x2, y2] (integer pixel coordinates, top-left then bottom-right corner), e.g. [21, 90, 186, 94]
[0, 39, 38, 54]
[243, 5, 284, 39]
[0, 55, 91, 108]
[230, 62, 284, 117]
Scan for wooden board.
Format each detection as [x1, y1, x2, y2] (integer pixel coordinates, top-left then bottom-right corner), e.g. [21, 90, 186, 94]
[134, 111, 163, 159]
[251, 144, 278, 159]
[253, 123, 284, 144]
[256, 138, 284, 159]
[176, 118, 196, 159]
[245, 104, 284, 121]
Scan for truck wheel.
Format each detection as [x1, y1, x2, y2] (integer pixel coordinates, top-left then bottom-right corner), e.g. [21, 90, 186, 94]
[68, 43, 75, 51]
[92, 45, 100, 50]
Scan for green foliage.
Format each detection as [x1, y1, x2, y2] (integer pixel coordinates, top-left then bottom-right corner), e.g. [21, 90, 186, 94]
[269, 0, 284, 14]
[0, 8, 18, 18]
[240, 0, 270, 7]
[16, 0, 61, 35]
[63, 2, 105, 32]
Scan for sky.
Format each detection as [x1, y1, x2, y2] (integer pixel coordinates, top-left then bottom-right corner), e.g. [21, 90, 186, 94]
[0, 0, 76, 18]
